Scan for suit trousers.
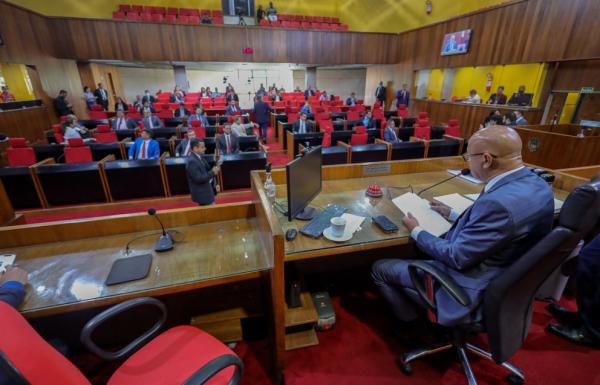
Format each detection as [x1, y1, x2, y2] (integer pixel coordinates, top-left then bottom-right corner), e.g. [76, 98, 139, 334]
[258, 122, 268, 140]
[372, 258, 428, 322]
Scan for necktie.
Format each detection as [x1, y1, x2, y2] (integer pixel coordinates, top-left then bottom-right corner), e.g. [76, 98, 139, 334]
[140, 141, 147, 159]
[301, 121, 305, 133]
[185, 141, 191, 156]
[118, 118, 123, 129]
[226, 135, 231, 153]
[149, 118, 154, 129]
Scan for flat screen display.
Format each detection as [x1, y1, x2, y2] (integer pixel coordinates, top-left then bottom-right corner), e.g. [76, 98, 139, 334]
[440, 29, 472, 56]
[286, 146, 322, 221]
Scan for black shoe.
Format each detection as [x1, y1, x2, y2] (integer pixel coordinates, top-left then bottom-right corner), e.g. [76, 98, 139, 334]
[547, 323, 600, 348]
[545, 303, 582, 326]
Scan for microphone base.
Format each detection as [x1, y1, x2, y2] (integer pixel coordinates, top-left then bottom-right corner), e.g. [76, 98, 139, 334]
[155, 234, 174, 252]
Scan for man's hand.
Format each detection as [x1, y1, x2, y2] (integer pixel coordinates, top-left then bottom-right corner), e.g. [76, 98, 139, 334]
[212, 166, 221, 174]
[402, 212, 420, 232]
[0, 266, 28, 285]
[430, 201, 452, 219]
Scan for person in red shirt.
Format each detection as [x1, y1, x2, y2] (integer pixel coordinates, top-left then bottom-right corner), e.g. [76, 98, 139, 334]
[0, 86, 16, 103]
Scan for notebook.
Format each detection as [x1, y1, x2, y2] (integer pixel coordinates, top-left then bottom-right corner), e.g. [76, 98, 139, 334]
[433, 193, 475, 215]
[392, 192, 451, 237]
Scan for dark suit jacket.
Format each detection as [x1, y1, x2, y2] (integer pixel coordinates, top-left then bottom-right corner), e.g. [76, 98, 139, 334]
[396, 90, 410, 106]
[176, 139, 193, 156]
[54, 96, 73, 116]
[292, 120, 315, 133]
[174, 108, 190, 117]
[216, 134, 240, 154]
[375, 85, 386, 100]
[362, 117, 376, 129]
[254, 101, 271, 124]
[115, 102, 129, 111]
[227, 93, 239, 102]
[577, 234, 600, 338]
[304, 89, 315, 98]
[94, 88, 109, 107]
[508, 92, 531, 106]
[142, 94, 156, 104]
[0, 282, 24, 308]
[112, 117, 137, 130]
[487, 93, 507, 105]
[225, 105, 242, 116]
[186, 154, 216, 205]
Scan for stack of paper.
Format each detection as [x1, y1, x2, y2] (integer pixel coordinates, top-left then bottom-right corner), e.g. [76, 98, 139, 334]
[464, 193, 480, 201]
[0, 254, 15, 273]
[447, 169, 483, 184]
[341, 213, 366, 235]
[433, 193, 474, 215]
[392, 192, 451, 236]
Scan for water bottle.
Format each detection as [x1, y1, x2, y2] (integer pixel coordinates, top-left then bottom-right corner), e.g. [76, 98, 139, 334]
[264, 163, 276, 201]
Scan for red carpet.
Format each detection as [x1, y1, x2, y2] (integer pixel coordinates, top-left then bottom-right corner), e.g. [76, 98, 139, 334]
[236, 293, 600, 385]
[267, 152, 289, 167]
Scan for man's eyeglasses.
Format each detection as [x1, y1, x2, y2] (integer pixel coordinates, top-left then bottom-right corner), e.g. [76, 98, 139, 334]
[462, 152, 498, 162]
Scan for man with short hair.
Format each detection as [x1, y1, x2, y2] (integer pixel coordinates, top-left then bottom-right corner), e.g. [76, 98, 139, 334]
[383, 119, 401, 144]
[216, 125, 240, 155]
[487, 86, 507, 105]
[186, 138, 220, 206]
[465, 89, 481, 104]
[372, 126, 554, 329]
[375, 81, 386, 106]
[142, 89, 156, 104]
[54, 90, 74, 116]
[141, 108, 164, 130]
[112, 110, 137, 130]
[513, 110, 528, 125]
[346, 92, 357, 106]
[174, 102, 189, 118]
[94, 83, 109, 111]
[128, 129, 160, 160]
[292, 112, 314, 133]
[231, 115, 258, 137]
[395, 83, 410, 108]
[508, 85, 531, 106]
[362, 110, 376, 129]
[176, 128, 196, 157]
[254, 96, 271, 141]
[225, 100, 242, 116]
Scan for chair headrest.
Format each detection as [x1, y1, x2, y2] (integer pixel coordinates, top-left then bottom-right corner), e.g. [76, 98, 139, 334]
[418, 112, 428, 119]
[559, 179, 600, 234]
[417, 119, 430, 127]
[448, 119, 459, 126]
[9, 138, 27, 148]
[97, 124, 110, 133]
[67, 138, 85, 147]
[398, 104, 407, 110]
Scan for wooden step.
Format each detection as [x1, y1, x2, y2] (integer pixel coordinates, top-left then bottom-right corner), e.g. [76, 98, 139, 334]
[192, 318, 243, 344]
[285, 328, 319, 351]
[285, 291, 318, 327]
[191, 306, 262, 325]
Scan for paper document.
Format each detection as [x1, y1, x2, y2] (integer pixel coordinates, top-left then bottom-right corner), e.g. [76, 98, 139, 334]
[554, 198, 564, 213]
[433, 193, 474, 215]
[447, 169, 483, 184]
[0, 254, 16, 273]
[392, 193, 452, 237]
[464, 193, 480, 201]
[341, 213, 366, 235]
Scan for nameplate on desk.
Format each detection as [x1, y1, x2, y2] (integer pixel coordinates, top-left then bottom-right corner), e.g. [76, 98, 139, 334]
[363, 164, 391, 176]
[118, 162, 130, 168]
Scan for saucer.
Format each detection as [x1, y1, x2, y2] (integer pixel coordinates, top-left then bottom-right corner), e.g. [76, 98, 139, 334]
[323, 226, 353, 242]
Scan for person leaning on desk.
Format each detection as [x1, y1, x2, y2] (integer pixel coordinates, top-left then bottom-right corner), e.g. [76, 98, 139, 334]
[372, 126, 555, 334]
[0, 266, 28, 384]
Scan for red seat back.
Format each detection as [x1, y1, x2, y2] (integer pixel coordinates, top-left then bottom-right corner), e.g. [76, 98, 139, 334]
[165, 14, 177, 23]
[91, 104, 103, 111]
[96, 124, 110, 132]
[65, 139, 93, 163]
[418, 111, 428, 120]
[317, 112, 330, 121]
[287, 113, 299, 124]
[7, 138, 36, 167]
[95, 131, 118, 143]
[397, 104, 408, 119]
[372, 109, 384, 120]
[414, 122, 431, 140]
[354, 125, 367, 134]
[152, 13, 164, 22]
[346, 110, 360, 121]
[89, 111, 108, 119]
[158, 110, 173, 119]
[319, 120, 333, 133]
[192, 127, 206, 138]
[350, 133, 368, 146]
[446, 119, 461, 137]
[322, 132, 332, 148]
[126, 111, 141, 119]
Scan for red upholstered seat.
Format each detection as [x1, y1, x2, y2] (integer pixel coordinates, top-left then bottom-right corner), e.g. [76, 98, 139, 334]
[287, 113, 299, 124]
[192, 126, 206, 138]
[318, 120, 333, 133]
[414, 119, 431, 140]
[91, 104, 103, 111]
[322, 132, 332, 147]
[7, 138, 36, 167]
[113, 11, 126, 19]
[179, 15, 190, 24]
[55, 132, 65, 144]
[397, 104, 408, 118]
[167, 7, 178, 15]
[130, 5, 142, 12]
[212, 10, 223, 17]
[168, 103, 179, 110]
[260, 19, 270, 26]
[274, 101, 285, 108]
[165, 14, 177, 23]
[89, 111, 108, 119]
[141, 13, 153, 22]
[65, 138, 93, 164]
[418, 111, 428, 120]
[158, 110, 173, 119]
[317, 112, 330, 121]
[446, 119, 462, 137]
[346, 110, 360, 121]
[372, 108, 384, 120]
[151, 13, 164, 22]
[329, 106, 341, 112]
[126, 12, 139, 21]
[126, 111, 141, 119]
[95, 129, 118, 143]
[285, 106, 299, 114]
[354, 125, 367, 134]
[118, 4, 131, 13]
[189, 15, 200, 24]
[350, 133, 368, 145]
[190, 120, 203, 128]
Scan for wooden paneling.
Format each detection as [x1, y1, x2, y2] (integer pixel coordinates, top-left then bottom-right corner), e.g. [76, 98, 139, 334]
[412, 99, 543, 138]
[79, 62, 126, 110]
[558, 165, 600, 180]
[553, 60, 600, 91]
[0, 106, 51, 143]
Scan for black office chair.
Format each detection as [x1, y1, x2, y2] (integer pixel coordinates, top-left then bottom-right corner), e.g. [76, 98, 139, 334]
[401, 178, 600, 385]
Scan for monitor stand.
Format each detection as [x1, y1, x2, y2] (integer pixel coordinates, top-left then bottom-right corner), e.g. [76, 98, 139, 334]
[295, 206, 318, 220]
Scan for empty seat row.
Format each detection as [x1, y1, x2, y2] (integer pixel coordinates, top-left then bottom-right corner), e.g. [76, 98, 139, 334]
[113, 12, 224, 24]
[117, 4, 222, 17]
[276, 15, 340, 23]
[259, 19, 349, 31]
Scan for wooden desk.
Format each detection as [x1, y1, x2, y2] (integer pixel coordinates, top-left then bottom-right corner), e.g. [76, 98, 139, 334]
[0, 105, 51, 143]
[557, 165, 600, 180]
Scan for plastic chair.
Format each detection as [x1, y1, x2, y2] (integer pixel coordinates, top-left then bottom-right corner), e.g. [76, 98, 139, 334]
[7, 138, 36, 167]
[65, 138, 92, 163]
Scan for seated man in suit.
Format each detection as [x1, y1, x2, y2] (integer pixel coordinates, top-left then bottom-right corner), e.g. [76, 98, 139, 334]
[346, 92, 357, 106]
[513, 110, 528, 125]
[176, 127, 197, 157]
[128, 129, 160, 160]
[186, 138, 220, 206]
[141, 89, 156, 104]
[292, 112, 314, 134]
[486, 86, 507, 105]
[225, 100, 243, 116]
[174, 102, 190, 118]
[372, 125, 554, 331]
[300, 101, 313, 115]
[231, 115, 258, 137]
[112, 110, 137, 130]
[507, 85, 531, 106]
[216, 125, 240, 155]
[362, 110, 377, 129]
[141, 108, 164, 130]
[0, 265, 27, 308]
[383, 119, 401, 144]
[189, 107, 209, 127]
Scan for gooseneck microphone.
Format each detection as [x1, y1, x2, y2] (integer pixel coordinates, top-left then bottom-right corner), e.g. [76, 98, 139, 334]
[417, 168, 470, 196]
[147, 208, 174, 252]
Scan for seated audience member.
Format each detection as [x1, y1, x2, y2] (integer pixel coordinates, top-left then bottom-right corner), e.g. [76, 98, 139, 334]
[319, 91, 330, 102]
[114, 96, 128, 112]
[503, 112, 517, 126]
[94, 83, 109, 111]
[176, 115, 191, 132]
[142, 89, 156, 104]
[256, 5, 265, 22]
[0, 86, 15, 103]
[200, 87, 207, 97]
[141, 108, 164, 130]
[112, 109, 137, 130]
[225, 100, 243, 116]
[0, 265, 28, 308]
[83, 86, 96, 109]
[508, 85, 531, 106]
[186, 138, 220, 206]
[383, 119, 401, 143]
[204, 87, 213, 98]
[216, 125, 240, 154]
[300, 101, 313, 115]
[176, 127, 197, 157]
[174, 102, 190, 118]
[292, 112, 314, 133]
[128, 129, 160, 160]
[304, 86, 316, 98]
[172, 85, 186, 103]
[346, 92, 357, 106]
[62, 117, 83, 141]
[465, 89, 481, 103]
[372, 126, 554, 332]
[133, 95, 144, 111]
[362, 110, 376, 129]
[201, 14, 212, 24]
[547, 226, 600, 348]
[395, 83, 410, 108]
[487, 86, 507, 105]
[54, 90, 74, 116]
[267, 1, 277, 21]
[226, 90, 239, 103]
[213, 88, 222, 98]
[142, 101, 156, 113]
[231, 115, 258, 137]
[481, 110, 503, 128]
[190, 107, 209, 127]
[513, 110, 528, 125]
[294, 86, 302, 92]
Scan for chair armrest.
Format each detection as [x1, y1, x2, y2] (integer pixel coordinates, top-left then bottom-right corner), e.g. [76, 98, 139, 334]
[80, 297, 167, 360]
[337, 141, 350, 149]
[409, 136, 426, 143]
[443, 134, 463, 141]
[374, 138, 387, 145]
[99, 154, 116, 163]
[182, 354, 244, 385]
[407, 261, 471, 310]
[31, 158, 56, 167]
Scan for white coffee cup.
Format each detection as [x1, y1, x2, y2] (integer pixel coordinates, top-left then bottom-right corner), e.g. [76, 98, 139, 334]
[330, 216, 346, 238]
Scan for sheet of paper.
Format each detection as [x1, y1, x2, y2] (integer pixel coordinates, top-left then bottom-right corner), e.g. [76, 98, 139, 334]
[392, 192, 451, 237]
[464, 193, 480, 201]
[0, 254, 16, 273]
[554, 198, 564, 213]
[433, 193, 474, 215]
[341, 213, 366, 235]
[447, 169, 483, 184]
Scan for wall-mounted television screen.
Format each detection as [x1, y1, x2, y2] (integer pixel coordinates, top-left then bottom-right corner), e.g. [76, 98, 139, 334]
[440, 29, 472, 56]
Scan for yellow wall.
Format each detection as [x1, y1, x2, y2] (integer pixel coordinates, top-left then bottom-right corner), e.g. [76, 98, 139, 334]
[426, 69, 444, 100]
[0, 63, 35, 101]
[8, 0, 512, 33]
[559, 92, 580, 124]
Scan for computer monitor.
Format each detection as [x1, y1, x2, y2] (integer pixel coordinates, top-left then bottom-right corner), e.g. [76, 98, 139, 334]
[286, 146, 322, 221]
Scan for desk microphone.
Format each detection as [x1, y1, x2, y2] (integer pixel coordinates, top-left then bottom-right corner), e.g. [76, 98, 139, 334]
[417, 168, 470, 196]
[147, 208, 173, 252]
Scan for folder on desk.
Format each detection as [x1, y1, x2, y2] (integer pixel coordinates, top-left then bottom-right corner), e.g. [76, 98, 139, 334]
[392, 192, 451, 237]
[433, 193, 474, 215]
